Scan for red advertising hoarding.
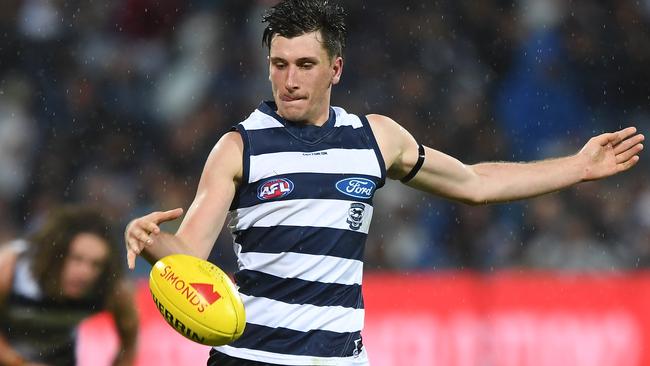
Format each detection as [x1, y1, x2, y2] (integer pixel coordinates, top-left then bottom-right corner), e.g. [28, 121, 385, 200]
[77, 272, 650, 366]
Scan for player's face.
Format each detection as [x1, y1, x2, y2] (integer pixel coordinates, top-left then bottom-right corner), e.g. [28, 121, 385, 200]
[60, 232, 110, 299]
[269, 31, 343, 125]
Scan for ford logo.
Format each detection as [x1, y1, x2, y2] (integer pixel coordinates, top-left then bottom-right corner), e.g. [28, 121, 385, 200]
[335, 178, 376, 199]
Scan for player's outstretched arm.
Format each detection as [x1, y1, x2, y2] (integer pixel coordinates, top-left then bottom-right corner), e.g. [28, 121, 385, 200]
[124, 131, 243, 269]
[368, 114, 644, 204]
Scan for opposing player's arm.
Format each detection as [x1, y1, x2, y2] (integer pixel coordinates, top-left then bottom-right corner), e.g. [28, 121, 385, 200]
[0, 246, 14, 306]
[125, 131, 243, 268]
[106, 280, 138, 366]
[0, 247, 28, 366]
[368, 114, 644, 204]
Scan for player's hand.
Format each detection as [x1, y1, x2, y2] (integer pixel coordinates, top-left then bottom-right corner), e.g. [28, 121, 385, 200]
[124, 208, 184, 270]
[579, 126, 644, 181]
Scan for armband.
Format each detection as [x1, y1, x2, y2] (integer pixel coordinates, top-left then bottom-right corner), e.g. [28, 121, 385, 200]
[400, 143, 425, 183]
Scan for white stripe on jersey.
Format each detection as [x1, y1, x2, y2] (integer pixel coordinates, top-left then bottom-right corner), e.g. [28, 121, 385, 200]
[10, 240, 42, 299]
[235, 246, 363, 285]
[215, 345, 370, 366]
[332, 108, 364, 128]
[229, 199, 374, 234]
[248, 149, 381, 183]
[240, 110, 285, 130]
[241, 294, 364, 333]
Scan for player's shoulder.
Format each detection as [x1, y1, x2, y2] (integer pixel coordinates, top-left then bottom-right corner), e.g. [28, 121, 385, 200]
[366, 113, 402, 129]
[365, 114, 409, 139]
[219, 130, 244, 147]
[207, 130, 244, 160]
[365, 114, 417, 174]
[209, 131, 244, 163]
[0, 240, 23, 265]
[0, 241, 21, 299]
[203, 131, 244, 182]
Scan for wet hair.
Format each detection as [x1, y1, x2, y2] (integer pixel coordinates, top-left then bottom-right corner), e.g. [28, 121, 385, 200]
[262, 0, 347, 59]
[29, 205, 121, 303]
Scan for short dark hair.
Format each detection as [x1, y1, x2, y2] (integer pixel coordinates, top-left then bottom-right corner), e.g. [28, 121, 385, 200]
[262, 0, 347, 59]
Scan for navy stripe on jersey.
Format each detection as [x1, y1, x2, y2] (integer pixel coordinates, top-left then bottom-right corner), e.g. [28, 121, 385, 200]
[8, 293, 103, 311]
[232, 124, 251, 186]
[230, 323, 361, 358]
[245, 126, 369, 156]
[359, 115, 387, 189]
[234, 226, 366, 260]
[232, 173, 378, 209]
[257, 101, 337, 140]
[236, 270, 363, 309]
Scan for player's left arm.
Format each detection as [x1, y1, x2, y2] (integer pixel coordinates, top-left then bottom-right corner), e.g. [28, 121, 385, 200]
[368, 114, 644, 204]
[106, 280, 139, 366]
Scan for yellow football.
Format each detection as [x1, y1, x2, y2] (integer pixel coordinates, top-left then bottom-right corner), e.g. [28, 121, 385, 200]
[148, 254, 246, 346]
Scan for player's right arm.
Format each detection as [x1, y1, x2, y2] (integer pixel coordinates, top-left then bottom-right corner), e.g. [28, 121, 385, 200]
[124, 131, 243, 269]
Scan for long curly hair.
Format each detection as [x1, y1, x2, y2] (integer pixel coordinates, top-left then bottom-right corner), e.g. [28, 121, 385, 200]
[28, 205, 122, 304]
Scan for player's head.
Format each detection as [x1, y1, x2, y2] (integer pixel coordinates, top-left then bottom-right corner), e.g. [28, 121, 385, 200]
[262, 0, 347, 60]
[29, 205, 121, 301]
[262, 0, 347, 124]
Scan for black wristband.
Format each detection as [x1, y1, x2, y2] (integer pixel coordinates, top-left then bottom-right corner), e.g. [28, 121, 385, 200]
[400, 143, 425, 183]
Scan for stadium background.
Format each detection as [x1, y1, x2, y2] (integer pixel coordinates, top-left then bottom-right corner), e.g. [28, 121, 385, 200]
[1, 0, 650, 365]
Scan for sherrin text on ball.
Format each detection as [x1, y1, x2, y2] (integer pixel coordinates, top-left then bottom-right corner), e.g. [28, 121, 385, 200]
[148, 254, 246, 346]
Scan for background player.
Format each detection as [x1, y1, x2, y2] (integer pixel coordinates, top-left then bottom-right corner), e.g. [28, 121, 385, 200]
[0, 205, 138, 366]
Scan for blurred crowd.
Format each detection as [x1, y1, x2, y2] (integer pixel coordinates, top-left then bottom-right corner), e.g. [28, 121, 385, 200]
[1, 0, 649, 275]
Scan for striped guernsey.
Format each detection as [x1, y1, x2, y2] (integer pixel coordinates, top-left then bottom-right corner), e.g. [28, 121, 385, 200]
[212, 101, 385, 365]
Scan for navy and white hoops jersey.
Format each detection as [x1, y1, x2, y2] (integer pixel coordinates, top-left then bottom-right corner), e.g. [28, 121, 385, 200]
[212, 101, 385, 365]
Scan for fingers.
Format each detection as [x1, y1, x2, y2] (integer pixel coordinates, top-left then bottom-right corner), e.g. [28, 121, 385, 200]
[127, 220, 157, 247]
[618, 154, 641, 173]
[616, 143, 644, 164]
[142, 221, 160, 235]
[151, 208, 184, 223]
[613, 132, 645, 154]
[125, 231, 149, 269]
[127, 250, 137, 270]
[609, 127, 638, 146]
[125, 226, 153, 270]
[123, 208, 184, 270]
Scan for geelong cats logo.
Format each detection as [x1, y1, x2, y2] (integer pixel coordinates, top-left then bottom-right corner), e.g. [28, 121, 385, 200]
[347, 203, 365, 231]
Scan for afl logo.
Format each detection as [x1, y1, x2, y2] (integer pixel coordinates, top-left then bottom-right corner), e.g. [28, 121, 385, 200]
[336, 178, 376, 199]
[257, 178, 294, 200]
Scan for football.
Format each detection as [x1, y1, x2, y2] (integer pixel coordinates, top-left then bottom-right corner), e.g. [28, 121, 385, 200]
[148, 254, 246, 346]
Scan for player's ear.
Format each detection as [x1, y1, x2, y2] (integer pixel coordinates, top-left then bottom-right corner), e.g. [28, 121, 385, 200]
[332, 56, 343, 85]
